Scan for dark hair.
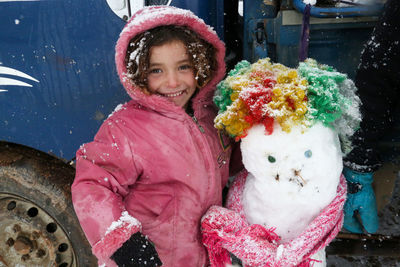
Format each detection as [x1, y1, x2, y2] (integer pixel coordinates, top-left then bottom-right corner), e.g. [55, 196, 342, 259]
[125, 25, 217, 93]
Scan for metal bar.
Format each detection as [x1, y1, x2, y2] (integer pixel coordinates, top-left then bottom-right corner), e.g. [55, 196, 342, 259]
[327, 232, 400, 257]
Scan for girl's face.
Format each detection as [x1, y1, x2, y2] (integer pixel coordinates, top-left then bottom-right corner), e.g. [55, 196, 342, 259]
[147, 40, 197, 109]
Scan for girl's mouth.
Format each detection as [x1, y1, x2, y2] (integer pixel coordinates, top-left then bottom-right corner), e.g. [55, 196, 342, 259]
[159, 89, 186, 98]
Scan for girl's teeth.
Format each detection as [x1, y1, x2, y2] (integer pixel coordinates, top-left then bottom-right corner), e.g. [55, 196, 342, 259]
[164, 91, 184, 97]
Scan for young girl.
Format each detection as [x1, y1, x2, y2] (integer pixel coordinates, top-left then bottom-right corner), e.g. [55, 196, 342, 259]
[71, 5, 236, 267]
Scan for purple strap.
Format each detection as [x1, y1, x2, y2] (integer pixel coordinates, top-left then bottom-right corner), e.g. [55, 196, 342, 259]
[299, 4, 311, 62]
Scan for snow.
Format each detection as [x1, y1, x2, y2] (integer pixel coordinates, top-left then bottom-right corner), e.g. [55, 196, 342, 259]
[303, 0, 317, 5]
[238, 0, 243, 16]
[105, 211, 141, 235]
[107, 103, 127, 119]
[122, 5, 216, 36]
[276, 244, 284, 259]
[126, 35, 148, 78]
[241, 122, 342, 242]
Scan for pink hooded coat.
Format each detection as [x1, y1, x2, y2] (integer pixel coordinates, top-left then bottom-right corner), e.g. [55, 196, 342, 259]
[71, 5, 233, 267]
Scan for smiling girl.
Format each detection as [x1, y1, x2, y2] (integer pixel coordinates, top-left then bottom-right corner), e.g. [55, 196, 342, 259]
[71, 5, 236, 267]
[125, 24, 215, 110]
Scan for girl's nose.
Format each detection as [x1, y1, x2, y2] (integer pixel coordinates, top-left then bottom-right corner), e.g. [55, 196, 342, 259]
[167, 71, 179, 88]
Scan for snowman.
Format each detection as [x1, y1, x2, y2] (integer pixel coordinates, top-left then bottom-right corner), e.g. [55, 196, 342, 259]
[201, 58, 361, 267]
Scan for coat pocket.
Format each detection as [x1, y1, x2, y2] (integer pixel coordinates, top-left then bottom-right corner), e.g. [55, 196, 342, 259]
[125, 189, 175, 229]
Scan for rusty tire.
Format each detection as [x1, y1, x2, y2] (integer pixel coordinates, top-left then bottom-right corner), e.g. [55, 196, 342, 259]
[0, 142, 97, 267]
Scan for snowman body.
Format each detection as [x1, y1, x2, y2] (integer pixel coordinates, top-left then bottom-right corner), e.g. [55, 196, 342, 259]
[241, 122, 343, 265]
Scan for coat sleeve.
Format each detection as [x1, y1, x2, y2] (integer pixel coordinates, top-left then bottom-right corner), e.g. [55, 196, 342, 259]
[344, 0, 400, 172]
[71, 118, 142, 265]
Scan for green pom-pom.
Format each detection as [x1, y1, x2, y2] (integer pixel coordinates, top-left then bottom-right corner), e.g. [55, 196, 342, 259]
[214, 81, 233, 112]
[298, 58, 361, 155]
[298, 59, 348, 127]
[214, 60, 251, 112]
[228, 60, 251, 77]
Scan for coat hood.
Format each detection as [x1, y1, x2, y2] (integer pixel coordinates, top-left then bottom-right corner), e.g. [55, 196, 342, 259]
[115, 5, 226, 115]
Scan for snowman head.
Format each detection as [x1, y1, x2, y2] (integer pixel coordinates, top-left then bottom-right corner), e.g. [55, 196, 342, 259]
[241, 122, 343, 187]
[214, 58, 362, 156]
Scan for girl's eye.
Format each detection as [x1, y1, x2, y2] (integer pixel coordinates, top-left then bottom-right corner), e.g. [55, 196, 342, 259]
[304, 150, 312, 158]
[149, 68, 162, 74]
[178, 64, 192, 71]
[268, 155, 276, 163]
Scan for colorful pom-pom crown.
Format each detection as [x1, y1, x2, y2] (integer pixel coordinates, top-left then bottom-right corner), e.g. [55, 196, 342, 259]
[214, 58, 361, 152]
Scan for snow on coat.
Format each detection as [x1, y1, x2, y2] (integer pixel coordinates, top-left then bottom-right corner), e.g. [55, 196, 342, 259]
[71, 5, 232, 267]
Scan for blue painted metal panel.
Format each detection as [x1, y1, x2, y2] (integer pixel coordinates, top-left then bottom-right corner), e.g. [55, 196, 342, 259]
[171, 0, 225, 39]
[0, 0, 129, 159]
[242, 0, 277, 61]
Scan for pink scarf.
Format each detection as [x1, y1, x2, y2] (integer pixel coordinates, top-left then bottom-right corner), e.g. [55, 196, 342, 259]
[201, 170, 346, 267]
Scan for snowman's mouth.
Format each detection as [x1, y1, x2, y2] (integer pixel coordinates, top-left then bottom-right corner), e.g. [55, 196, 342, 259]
[283, 170, 307, 187]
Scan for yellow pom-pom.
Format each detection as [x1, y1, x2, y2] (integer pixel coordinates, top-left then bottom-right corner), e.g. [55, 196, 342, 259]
[288, 70, 298, 79]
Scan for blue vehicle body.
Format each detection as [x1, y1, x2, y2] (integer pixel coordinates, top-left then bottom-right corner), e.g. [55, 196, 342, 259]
[0, 0, 224, 161]
[0, 0, 128, 159]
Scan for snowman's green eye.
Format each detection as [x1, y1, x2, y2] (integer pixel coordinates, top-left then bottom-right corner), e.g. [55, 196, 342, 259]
[304, 150, 312, 158]
[268, 155, 276, 163]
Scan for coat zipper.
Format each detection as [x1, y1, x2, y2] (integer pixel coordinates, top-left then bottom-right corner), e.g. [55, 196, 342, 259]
[192, 115, 205, 133]
[188, 112, 219, 214]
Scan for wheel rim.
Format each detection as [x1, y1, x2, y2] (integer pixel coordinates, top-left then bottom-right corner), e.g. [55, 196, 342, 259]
[0, 193, 76, 267]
